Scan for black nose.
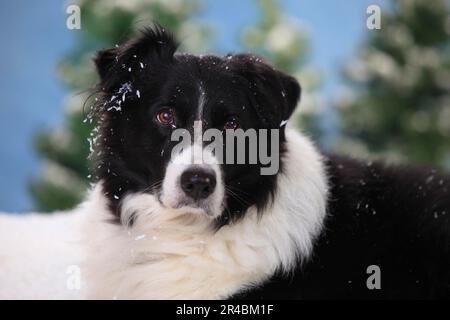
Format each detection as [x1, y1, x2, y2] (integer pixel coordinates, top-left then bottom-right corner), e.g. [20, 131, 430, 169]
[180, 168, 216, 200]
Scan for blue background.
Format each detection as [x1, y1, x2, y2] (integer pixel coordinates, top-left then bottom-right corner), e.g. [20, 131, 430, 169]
[0, 0, 386, 212]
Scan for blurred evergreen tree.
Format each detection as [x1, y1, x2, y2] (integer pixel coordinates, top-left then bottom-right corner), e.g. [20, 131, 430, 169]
[241, 0, 324, 140]
[31, 0, 319, 211]
[337, 0, 450, 167]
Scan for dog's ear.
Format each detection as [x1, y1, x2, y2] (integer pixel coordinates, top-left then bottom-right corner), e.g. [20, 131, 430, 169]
[278, 72, 301, 120]
[231, 54, 301, 127]
[94, 25, 178, 90]
[94, 47, 119, 81]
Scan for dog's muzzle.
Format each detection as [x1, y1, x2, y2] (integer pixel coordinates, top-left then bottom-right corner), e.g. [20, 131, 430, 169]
[160, 145, 224, 217]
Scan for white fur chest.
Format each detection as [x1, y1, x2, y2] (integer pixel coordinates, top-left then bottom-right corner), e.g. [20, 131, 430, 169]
[83, 129, 328, 299]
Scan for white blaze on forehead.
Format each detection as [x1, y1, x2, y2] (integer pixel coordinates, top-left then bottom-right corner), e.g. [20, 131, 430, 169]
[193, 120, 203, 152]
[197, 82, 206, 121]
[193, 83, 207, 160]
[172, 143, 218, 167]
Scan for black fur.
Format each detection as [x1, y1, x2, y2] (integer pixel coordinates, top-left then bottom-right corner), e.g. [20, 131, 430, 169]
[233, 155, 450, 299]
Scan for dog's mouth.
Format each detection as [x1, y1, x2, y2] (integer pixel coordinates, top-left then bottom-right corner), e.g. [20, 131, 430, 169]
[175, 201, 215, 217]
[157, 190, 218, 218]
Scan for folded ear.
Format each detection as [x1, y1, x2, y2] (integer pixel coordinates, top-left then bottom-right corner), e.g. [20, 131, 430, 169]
[279, 72, 301, 120]
[230, 54, 301, 127]
[93, 25, 178, 89]
[94, 47, 119, 81]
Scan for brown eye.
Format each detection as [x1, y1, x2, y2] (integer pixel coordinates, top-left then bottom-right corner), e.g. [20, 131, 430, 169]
[224, 117, 239, 130]
[155, 108, 175, 126]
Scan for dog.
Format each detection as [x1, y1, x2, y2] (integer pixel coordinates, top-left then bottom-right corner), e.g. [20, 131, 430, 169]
[0, 26, 449, 299]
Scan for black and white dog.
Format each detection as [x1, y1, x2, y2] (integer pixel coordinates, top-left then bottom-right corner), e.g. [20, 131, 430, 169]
[0, 26, 449, 299]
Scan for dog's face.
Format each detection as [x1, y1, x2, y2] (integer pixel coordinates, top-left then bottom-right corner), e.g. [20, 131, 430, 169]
[92, 27, 300, 225]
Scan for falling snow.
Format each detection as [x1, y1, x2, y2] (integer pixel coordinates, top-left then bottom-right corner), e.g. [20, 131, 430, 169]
[426, 175, 434, 184]
[280, 120, 288, 127]
[107, 105, 122, 112]
[134, 234, 146, 241]
[87, 138, 94, 153]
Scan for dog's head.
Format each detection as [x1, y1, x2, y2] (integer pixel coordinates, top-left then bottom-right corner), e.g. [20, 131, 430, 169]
[91, 26, 301, 226]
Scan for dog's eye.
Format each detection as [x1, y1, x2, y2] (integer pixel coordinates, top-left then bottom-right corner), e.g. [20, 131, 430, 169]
[155, 108, 175, 126]
[224, 117, 239, 130]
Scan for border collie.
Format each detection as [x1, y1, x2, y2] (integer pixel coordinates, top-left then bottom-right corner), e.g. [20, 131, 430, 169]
[0, 26, 449, 299]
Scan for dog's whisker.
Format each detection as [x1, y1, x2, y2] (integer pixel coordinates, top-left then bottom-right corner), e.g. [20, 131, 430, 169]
[142, 180, 163, 193]
[225, 187, 247, 203]
[225, 187, 252, 207]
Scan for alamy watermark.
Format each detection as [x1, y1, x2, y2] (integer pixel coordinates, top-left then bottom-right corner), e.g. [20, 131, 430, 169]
[366, 264, 381, 290]
[66, 4, 81, 30]
[170, 121, 281, 176]
[366, 5, 381, 30]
